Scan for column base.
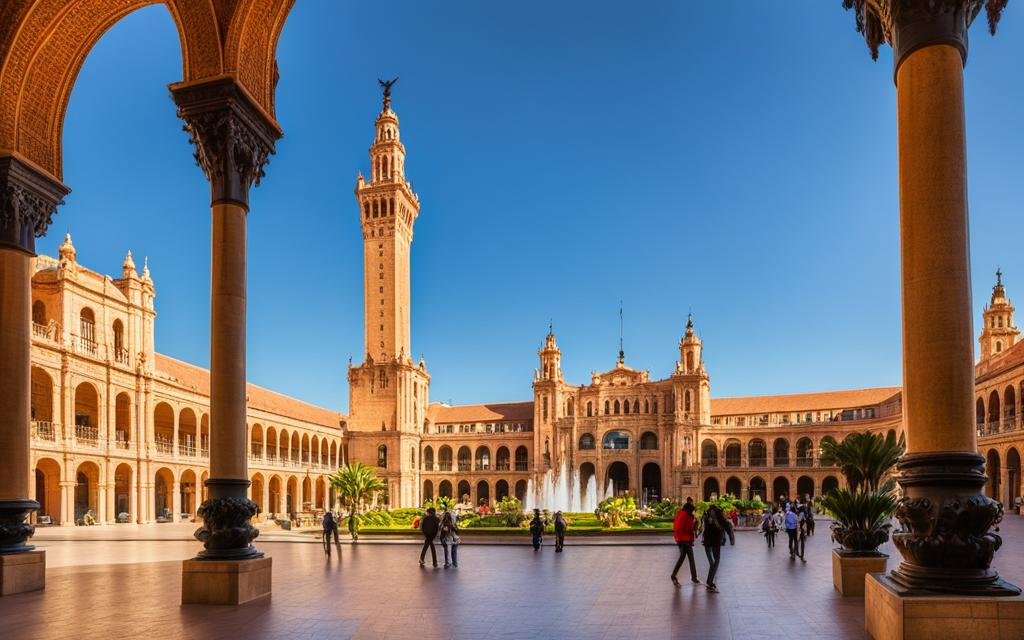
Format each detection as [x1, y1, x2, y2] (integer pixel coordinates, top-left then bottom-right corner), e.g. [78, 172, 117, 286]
[181, 556, 271, 605]
[866, 573, 1024, 640]
[0, 550, 45, 596]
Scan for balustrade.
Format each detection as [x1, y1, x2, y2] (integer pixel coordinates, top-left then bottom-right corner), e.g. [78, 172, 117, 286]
[114, 347, 131, 365]
[75, 425, 99, 446]
[796, 456, 814, 468]
[31, 420, 55, 442]
[155, 438, 174, 455]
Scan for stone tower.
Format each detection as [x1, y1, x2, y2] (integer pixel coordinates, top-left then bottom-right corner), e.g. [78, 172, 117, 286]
[347, 82, 429, 508]
[673, 314, 710, 423]
[533, 327, 565, 472]
[979, 269, 1019, 360]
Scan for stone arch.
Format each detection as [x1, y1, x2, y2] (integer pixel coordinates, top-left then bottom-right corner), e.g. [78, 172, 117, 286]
[607, 461, 629, 496]
[1007, 448, 1021, 509]
[200, 413, 209, 454]
[315, 477, 326, 511]
[748, 476, 767, 502]
[423, 445, 434, 471]
[438, 445, 453, 471]
[74, 461, 101, 522]
[773, 438, 790, 466]
[154, 402, 174, 451]
[822, 475, 840, 495]
[279, 428, 289, 460]
[514, 445, 528, 471]
[977, 396, 986, 429]
[34, 457, 62, 524]
[251, 423, 264, 458]
[495, 479, 509, 502]
[180, 468, 198, 517]
[113, 462, 132, 520]
[290, 431, 300, 462]
[702, 476, 720, 501]
[222, 0, 297, 116]
[725, 476, 742, 498]
[1005, 385, 1017, 425]
[330, 440, 338, 468]
[796, 437, 814, 466]
[639, 431, 658, 450]
[797, 475, 815, 500]
[423, 479, 434, 502]
[988, 390, 1001, 428]
[641, 462, 661, 504]
[154, 466, 174, 520]
[73, 380, 100, 435]
[301, 432, 310, 463]
[772, 476, 790, 503]
[495, 446, 510, 470]
[250, 473, 265, 515]
[30, 366, 54, 426]
[475, 445, 491, 471]
[302, 476, 312, 509]
[438, 479, 453, 499]
[178, 407, 197, 456]
[266, 426, 278, 461]
[457, 446, 471, 471]
[269, 475, 282, 515]
[114, 392, 131, 446]
[701, 439, 718, 466]
[457, 480, 471, 504]
[986, 449, 1001, 500]
[514, 479, 527, 503]
[286, 476, 298, 517]
[748, 438, 767, 466]
[476, 480, 490, 507]
[724, 439, 742, 467]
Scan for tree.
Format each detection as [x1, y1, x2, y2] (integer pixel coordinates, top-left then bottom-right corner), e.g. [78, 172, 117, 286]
[819, 430, 904, 493]
[328, 462, 385, 542]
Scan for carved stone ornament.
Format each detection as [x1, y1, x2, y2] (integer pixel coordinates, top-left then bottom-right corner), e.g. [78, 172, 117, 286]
[0, 155, 70, 255]
[0, 499, 40, 554]
[841, 1, 1007, 71]
[171, 77, 282, 208]
[194, 496, 262, 560]
[888, 451, 1021, 595]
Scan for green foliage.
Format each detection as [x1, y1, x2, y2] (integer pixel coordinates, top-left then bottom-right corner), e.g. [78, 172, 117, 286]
[820, 431, 905, 492]
[496, 495, 525, 528]
[644, 499, 681, 519]
[328, 462, 386, 537]
[388, 508, 423, 525]
[818, 488, 896, 554]
[595, 496, 637, 528]
[422, 496, 455, 512]
[357, 509, 395, 528]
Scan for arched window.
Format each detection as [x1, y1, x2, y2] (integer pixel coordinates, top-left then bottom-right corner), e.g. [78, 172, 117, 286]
[653, 399, 658, 414]
[586, 401, 593, 417]
[604, 400, 610, 415]
[79, 308, 96, 354]
[423, 446, 434, 471]
[614, 400, 620, 415]
[796, 438, 814, 466]
[633, 399, 640, 414]
[639, 432, 658, 450]
[373, 199, 379, 217]
[623, 400, 630, 415]
[579, 433, 595, 450]
[567, 398, 574, 416]
[389, 197, 395, 215]
[112, 319, 125, 363]
[997, 341, 1003, 353]
[602, 431, 630, 450]
[644, 399, 649, 413]
[363, 202, 369, 219]
[377, 445, 387, 468]
[685, 390, 692, 413]
[701, 440, 718, 466]
[514, 446, 528, 471]
[32, 300, 46, 326]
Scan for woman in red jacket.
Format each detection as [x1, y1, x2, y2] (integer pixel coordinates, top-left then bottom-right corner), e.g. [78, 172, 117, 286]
[671, 502, 700, 586]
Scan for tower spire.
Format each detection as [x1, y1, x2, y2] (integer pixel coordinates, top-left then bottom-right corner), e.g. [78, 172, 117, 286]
[378, 77, 398, 112]
[617, 301, 625, 365]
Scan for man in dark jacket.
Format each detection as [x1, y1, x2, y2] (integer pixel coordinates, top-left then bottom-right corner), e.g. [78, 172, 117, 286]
[529, 509, 546, 550]
[419, 507, 440, 567]
[700, 504, 735, 593]
[553, 511, 567, 552]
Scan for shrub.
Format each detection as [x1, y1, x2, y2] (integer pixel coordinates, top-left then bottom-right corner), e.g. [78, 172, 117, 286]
[645, 499, 681, 519]
[496, 496, 525, 528]
[596, 496, 637, 528]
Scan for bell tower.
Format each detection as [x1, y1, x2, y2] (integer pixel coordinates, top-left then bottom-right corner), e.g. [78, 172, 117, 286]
[979, 269, 1019, 360]
[673, 314, 710, 423]
[347, 79, 429, 508]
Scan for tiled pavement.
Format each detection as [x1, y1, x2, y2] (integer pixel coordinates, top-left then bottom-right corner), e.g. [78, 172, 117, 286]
[4, 516, 1024, 640]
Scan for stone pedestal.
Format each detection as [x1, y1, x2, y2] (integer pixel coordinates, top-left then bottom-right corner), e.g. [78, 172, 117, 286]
[832, 550, 887, 597]
[181, 556, 271, 605]
[866, 573, 1024, 640]
[0, 550, 45, 596]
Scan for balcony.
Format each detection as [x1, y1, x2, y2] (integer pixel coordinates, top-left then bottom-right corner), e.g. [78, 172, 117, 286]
[1004, 416, 1017, 433]
[796, 456, 814, 468]
[476, 463, 491, 471]
[77, 337, 98, 357]
[114, 347, 131, 366]
[32, 322, 49, 339]
[266, 453, 277, 464]
[458, 462, 471, 472]
[438, 462, 453, 471]
[773, 458, 789, 467]
[32, 421, 56, 442]
[249, 453, 263, 464]
[514, 461, 528, 471]
[155, 438, 174, 455]
[701, 458, 717, 467]
[749, 457, 767, 467]
[496, 462, 510, 471]
[179, 443, 197, 457]
[200, 447, 209, 458]
[75, 425, 99, 447]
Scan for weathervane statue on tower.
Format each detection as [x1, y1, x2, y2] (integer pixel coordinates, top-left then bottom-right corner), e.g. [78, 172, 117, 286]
[378, 77, 398, 111]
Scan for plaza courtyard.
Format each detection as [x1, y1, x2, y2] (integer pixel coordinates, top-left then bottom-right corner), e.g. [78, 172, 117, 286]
[1, 516, 1022, 640]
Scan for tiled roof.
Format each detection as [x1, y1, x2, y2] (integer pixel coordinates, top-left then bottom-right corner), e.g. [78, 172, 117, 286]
[976, 339, 1024, 383]
[710, 386, 902, 416]
[154, 354, 345, 429]
[427, 401, 534, 423]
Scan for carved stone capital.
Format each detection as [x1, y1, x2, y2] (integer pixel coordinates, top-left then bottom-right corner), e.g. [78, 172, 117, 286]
[0, 499, 40, 554]
[0, 156, 70, 255]
[171, 77, 282, 209]
[842, 1, 1007, 74]
[193, 479, 262, 560]
[889, 451, 1021, 596]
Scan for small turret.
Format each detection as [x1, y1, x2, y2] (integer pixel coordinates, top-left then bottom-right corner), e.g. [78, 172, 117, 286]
[538, 324, 563, 382]
[679, 313, 703, 374]
[122, 250, 137, 279]
[979, 268, 1019, 360]
[58, 232, 76, 263]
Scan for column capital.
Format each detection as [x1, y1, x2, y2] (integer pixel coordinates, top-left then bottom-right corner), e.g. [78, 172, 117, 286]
[170, 76, 282, 209]
[842, 0, 1007, 75]
[0, 154, 70, 255]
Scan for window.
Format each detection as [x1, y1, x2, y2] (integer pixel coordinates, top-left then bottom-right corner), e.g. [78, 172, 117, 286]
[587, 401, 593, 417]
[602, 431, 630, 450]
[579, 434, 595, 450]
[644, 399, 649, 413]
[542, 396, 548, 421]
[604, 401, 610, 415]
[377, 445, 388, 468]
[623, 400, 629, 415]
[639, 432, 658, 450]
[685, 390, 691, 413]
[614, 400, 620, 415]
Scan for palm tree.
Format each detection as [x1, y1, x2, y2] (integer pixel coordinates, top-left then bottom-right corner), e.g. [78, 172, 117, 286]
[328, 462, 385, 542]
[819, 430, 904, 492]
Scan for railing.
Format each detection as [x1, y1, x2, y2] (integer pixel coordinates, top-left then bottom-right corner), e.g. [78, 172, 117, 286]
[701, 458, 718, 467]
[266, 453, 277, 463]
[458, 462, 471, 472]
[114, 347, 131, 365]
[179, 443, 196, 457]
[32, 421, 56, 442]
[32, 322, 49, 339]
[515, 461, 528, 471]
[796, 457, 814, 468]
[773, 458, 789, 467]
[438, 462, 453, 471]
[749, 457, 767, 467]
[78, 337, 97, 356]
[476, 463, 491, 471]
[155, 438, 174, 454]
[496, 462, 510, 471]
[1004, 417, 1017, 432]
[249, 453, 263, 463]
[115, 438, 130, 450]
[200, 447, 209, 458]
[724, 459, 742, 468]
[75, 425, 99, 446]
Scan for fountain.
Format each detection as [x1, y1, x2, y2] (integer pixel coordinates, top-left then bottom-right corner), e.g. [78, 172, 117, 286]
[524, 461, 605, 513]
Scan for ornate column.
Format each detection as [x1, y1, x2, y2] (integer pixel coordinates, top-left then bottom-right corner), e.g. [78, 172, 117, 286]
[0, 155, 67, 565]
[171, 77, 280, 562]
[842, 0, 1018, 596]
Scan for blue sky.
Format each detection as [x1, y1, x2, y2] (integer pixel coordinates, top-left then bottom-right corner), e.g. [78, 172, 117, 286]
[48, 1, 1024, 413]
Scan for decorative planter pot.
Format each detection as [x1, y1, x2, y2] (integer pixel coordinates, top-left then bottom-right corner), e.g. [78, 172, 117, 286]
[832, 549, 888, 597]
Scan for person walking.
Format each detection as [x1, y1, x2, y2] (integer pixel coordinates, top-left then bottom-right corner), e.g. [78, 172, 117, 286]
[761, 508, 776, 549]
[553, 511, 567, 552]
[439, 510, 460, 568]
[322, 511, 341, 557]
[670, 502, 700, 586]
[796, 506, 809, 562]
[529, 508, 546, 550]
[419, 507, 440, 567]
[784, 506, 799, 558]
[771, 505, 784, 536]
[804, 499, 815, 536]
[700, 504, 735, 593]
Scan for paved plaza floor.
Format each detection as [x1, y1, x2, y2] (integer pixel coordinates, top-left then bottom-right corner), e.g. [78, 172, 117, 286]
[4, 516, 1024, 640]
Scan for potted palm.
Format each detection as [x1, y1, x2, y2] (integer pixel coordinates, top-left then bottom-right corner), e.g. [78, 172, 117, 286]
[328, 462, 385, 542]
[818, 430, 904, 596]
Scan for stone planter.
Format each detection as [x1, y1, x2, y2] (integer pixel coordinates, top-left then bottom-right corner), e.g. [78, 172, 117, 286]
[832, 548, 887, 597]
